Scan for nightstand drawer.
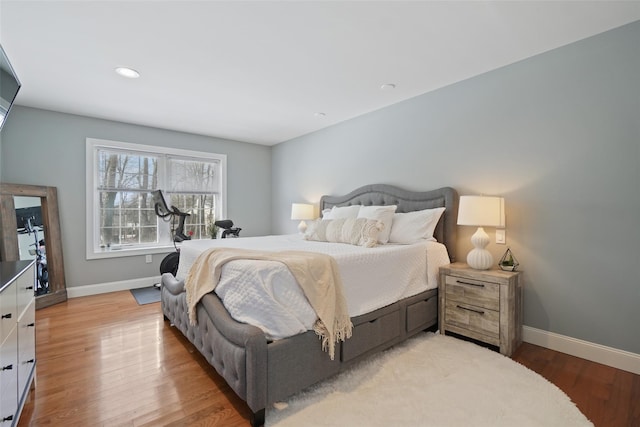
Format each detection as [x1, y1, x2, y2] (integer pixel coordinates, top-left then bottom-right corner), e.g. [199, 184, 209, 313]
[444, 275, 499, 311]
[444, 299, 499, 338]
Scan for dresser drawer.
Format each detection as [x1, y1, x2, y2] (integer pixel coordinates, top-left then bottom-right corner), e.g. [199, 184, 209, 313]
[17, 299, 36, 397]
[444, 299, 499, 338]
[444, 275, 499, 311]
[1, 281, 17, 344]
[16, 264, 35, 319]
[0, 326, 18, 423]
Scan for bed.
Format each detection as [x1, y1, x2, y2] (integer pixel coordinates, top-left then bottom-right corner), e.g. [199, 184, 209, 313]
[160, 184, 458, 426]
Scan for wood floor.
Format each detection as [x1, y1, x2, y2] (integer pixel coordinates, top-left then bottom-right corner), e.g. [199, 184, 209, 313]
[17, 290, 639, 427]
[512, 343, 640, 427]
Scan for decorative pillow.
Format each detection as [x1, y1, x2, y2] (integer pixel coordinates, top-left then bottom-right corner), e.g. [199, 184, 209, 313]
[388, 207, 446, 244]
[357, 205, 397, 244]
[304, 218, 382, 248]
[322, 205, 361, 220]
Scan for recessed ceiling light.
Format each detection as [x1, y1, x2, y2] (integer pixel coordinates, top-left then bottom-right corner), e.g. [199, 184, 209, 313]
[115, 67, 140, 79]
[314, 112, 326, 117]
[380, 83, 396, 90]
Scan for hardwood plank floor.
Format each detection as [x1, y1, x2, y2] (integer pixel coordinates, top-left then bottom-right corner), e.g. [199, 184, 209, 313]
[18, 290, 252, 427]
[512, 343, 640, 427]
[18, 290, 639, 426]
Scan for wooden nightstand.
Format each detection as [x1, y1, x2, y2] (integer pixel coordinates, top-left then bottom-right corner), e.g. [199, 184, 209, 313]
[439, 262, 523, 356]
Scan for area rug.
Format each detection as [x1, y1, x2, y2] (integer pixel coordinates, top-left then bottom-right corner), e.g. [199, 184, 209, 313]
[130, 286, 161, 305]
[266, 332, 593, 427]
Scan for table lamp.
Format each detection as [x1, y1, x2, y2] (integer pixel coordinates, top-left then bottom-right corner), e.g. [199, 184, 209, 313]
[291, 203, 314, 233]
[457, 195, 505, 270]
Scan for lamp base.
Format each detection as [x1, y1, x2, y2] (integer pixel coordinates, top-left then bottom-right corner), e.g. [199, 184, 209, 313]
[466, 227, 493, 270]
[297, 220, 308, 234]
[467, 248, 494, 270]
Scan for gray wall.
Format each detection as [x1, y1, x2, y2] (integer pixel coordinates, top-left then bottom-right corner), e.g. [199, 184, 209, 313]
[272, 22, 640, 354]
[1, 106, 272, 287]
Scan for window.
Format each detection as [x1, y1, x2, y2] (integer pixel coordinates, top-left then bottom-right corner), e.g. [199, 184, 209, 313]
[86, 138, 226, 259]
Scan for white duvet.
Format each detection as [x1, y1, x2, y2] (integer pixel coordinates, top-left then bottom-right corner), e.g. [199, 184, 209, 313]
[175, 234, 450, 340]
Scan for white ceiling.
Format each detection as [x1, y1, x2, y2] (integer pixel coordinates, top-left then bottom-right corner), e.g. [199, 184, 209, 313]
[1, 1, 639, 146]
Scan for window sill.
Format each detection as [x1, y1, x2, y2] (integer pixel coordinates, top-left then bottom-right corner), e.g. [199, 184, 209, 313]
[86, 244, 177, 260]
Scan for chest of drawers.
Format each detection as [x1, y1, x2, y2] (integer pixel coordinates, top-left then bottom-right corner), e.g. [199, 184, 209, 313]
[439, 262, 522, 356]
[1, 261, 36, 426]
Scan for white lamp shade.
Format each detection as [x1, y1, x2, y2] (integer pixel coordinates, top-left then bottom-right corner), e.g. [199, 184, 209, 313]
[457, 196, 505, 227]
[291, 203, 314, 220]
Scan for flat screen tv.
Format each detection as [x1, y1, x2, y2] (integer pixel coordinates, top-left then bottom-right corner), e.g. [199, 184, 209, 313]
[0, 43, 21, 132]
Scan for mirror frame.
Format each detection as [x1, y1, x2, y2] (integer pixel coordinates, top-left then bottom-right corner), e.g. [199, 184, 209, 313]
[0, 183, 67, 309]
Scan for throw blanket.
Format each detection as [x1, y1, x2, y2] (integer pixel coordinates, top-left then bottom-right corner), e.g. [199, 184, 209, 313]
[184, 248, 353, 360]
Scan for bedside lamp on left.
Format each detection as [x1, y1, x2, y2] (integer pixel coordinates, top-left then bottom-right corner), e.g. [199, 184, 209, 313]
[291, 203, 315, 233]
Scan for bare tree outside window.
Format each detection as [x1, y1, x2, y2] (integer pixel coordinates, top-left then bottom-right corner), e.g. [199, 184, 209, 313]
[97, 150, 159, 247]
[95, 147, 220, 249]
[168, 158, 217, 239]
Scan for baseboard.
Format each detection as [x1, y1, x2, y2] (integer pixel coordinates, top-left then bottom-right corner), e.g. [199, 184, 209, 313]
[67, 276, 161, 298]
[523, 326, 640, 375]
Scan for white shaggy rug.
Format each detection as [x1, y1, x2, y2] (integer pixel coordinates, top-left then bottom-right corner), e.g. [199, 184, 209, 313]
[266, 332, 593, 427]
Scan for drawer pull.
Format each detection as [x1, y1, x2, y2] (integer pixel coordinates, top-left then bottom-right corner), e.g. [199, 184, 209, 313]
[27, 323, 35, 327]
[456, 305, 485, 315]
[456, 280, 484, 288]
[2, 415, 14, 422]
[1, 313, 11, 319]
[1, 364, 13, 371]
[25, 359, 35, 364]
[26, 285, 34, 290]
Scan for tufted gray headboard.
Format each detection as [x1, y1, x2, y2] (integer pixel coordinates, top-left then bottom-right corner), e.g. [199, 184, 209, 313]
[319, 184, 459, 262]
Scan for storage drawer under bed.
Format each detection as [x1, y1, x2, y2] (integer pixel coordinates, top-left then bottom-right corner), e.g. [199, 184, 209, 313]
[341, 309, 401, 362]
[406, 294, 438, 335]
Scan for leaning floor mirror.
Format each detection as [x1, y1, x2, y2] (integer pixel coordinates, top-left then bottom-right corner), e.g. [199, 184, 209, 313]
[0, 183, 67, 309]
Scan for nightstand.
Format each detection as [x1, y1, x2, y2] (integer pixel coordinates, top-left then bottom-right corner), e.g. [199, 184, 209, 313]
[439, 262, 523, 356]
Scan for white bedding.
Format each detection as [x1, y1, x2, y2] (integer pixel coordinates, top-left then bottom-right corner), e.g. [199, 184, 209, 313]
[175, 234, 450, 340]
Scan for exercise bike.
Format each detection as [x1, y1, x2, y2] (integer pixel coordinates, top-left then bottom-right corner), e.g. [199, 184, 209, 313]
[21, 216, 48, 295]
[152, 190, 190, 278]
[214, 219, 242, 238]
[152, 190, 241, 277]
[152, 190, 191, 243]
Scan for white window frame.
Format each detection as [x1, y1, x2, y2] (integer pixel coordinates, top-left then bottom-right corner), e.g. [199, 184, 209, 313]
[86, 138, 227, 259]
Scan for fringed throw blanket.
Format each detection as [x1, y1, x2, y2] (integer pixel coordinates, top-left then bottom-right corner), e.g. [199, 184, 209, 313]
[184, 248, 353, 360]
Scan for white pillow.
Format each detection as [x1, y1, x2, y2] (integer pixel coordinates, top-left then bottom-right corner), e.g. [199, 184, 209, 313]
[357, 205, 397, 244]
[304, 218, 382, 248]
[388, 207, 446, 244]
[322, 205, 361, 220]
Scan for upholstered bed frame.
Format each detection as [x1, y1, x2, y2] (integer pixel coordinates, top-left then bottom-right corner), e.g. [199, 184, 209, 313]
[160, 184, 458, 426]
